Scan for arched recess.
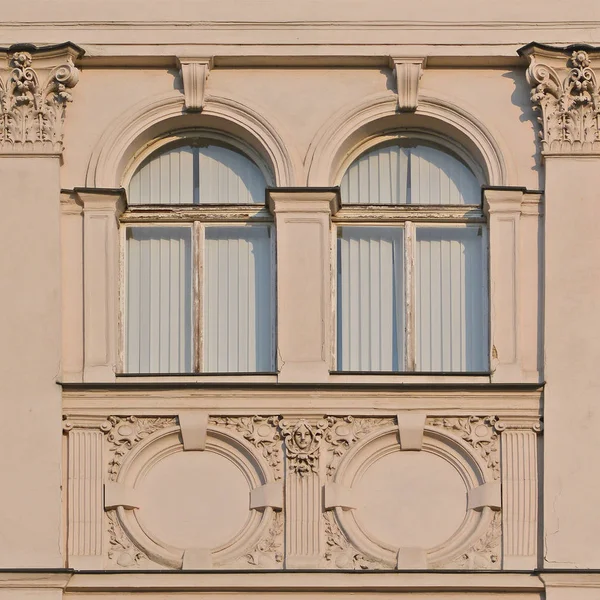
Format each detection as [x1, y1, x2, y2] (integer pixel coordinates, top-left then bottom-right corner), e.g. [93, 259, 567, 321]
[86, 91, 302, 189]
[306, 91, 513, 188]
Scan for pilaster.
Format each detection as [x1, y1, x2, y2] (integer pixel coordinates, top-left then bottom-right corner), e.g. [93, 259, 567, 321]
[268, 189, 339, 383]
[484, 188, 542, 384]
[0, 43, 80, 567]
[521, 42, 600, 568]
[495, 418, 542, 570]
[76, 188, 126, 383]
[63, 417, 111, 569]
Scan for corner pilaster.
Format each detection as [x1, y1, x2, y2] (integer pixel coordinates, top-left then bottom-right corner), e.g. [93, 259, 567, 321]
[520, 42, 600, 568]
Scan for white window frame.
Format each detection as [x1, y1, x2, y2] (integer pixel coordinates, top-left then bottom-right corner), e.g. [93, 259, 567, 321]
[332, 133, 490, 374]
[118, 131, 277, 376]
[119, 207, 276, 374]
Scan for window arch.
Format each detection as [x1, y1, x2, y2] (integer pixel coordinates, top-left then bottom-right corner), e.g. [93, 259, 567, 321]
[123, 136, 274, 375]
[335, 137, 488, 374]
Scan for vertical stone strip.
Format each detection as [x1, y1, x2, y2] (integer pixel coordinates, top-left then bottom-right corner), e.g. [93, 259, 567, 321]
[280, 419, 327, 568]
[484, 188, 523, 383]
[76, 188, 126, 383]
[268, 190, 339, 383]
[496, 419, 542, 569]
[64, 421, 109, 569]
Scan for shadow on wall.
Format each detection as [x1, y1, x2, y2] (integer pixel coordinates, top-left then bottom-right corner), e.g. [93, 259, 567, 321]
[501, 71, 543, 190]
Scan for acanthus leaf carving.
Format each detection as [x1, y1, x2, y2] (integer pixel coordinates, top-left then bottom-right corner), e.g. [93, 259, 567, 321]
[106, 509, 149, 569]
[526, 48, 600, 153]
[0, 50, 79, 153]
[322, 511, 386, 570]
[432, 510, 502, 570]
[106, 416, 176, 481]
[324, 416, 395, 479]
[209, 415, 283, 480]
[428, 416, 500, 479]
[244, 511, 284, 568]
[280, 418, 328, 476]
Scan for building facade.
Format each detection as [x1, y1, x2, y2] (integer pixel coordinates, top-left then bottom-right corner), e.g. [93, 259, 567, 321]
[1, 2, 600, 599]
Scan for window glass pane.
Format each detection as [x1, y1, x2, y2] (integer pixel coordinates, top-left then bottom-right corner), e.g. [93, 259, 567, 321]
[337, 227, 405, 371]
[126, 227, 193, 373]
[128, 144, 267, 205]
[204, 226, 274, 372]
[340, 143, 480, 205]
[415, 227, 488, 372]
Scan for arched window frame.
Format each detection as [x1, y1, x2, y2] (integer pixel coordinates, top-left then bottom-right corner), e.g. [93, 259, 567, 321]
[118, 130, 277, 376]
[332, 131, 490, 374]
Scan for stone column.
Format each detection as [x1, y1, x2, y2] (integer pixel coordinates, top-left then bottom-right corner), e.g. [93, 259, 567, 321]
[268, 189, 339, 383]
[0, 43, 81, 567]
[484, 188, 543, 383]
[75, 188, 126, 383]
[521, 42, 600, 568]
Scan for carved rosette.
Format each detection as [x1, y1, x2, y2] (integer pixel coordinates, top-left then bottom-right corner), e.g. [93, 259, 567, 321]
[0, 48, 79, 153]
[524, 47, 600, 153]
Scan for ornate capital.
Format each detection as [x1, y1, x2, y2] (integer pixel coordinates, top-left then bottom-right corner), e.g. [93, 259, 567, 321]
[0, 43, 82, 154]
[520, 43, 600, 154]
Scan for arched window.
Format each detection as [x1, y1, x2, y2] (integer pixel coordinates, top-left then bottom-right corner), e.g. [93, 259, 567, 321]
[336, 140, 488, 373]
[123, 139, 274, 374]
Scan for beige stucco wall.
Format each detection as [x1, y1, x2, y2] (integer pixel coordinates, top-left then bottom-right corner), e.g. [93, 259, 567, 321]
[1, 3, 600, 599]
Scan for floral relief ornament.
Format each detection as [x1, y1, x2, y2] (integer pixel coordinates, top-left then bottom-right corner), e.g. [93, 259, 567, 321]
[0, 50, 79, 152]
[528, 49, 600, 152]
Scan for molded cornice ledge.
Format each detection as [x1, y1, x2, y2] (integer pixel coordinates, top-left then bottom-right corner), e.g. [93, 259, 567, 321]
[177, 57, 214, 112]
[0, 42, 83, 154]
[519, 42, 600, 156]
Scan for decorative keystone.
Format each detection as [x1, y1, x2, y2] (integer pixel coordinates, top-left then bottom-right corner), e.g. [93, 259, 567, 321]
[177, 57, 213, 112]
[390, 57, 426, 112]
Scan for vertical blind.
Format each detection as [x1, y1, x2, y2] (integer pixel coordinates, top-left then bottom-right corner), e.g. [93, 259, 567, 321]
[337, 226, 488, 372]
[128, 144, 267, 205]
[337, 227, 405, 371]
[204, 227, 274, 372]
[126, 225, 274, 373]
[126, 227, 193, 373]
[340, 143, 480, 205]
[415, 227, 488, 372]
